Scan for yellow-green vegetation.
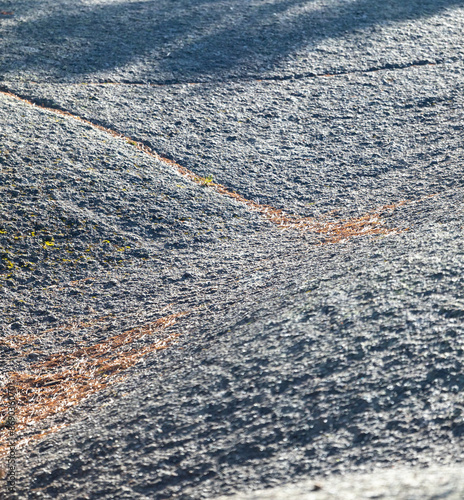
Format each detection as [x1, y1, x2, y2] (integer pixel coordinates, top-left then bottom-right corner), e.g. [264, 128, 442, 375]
[197, 174, 214, 186]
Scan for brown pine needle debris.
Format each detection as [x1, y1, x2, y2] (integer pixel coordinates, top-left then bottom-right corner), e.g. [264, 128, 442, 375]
[213, 190, 409, 242]
[42, 314, 113, 334]
[0, 312, 188, 457]
[1, 87, 409, 242]
[0, 332, 39, 350]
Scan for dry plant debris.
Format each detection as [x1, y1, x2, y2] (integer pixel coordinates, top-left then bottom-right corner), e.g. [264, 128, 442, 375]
[0, 88, 409, 242]
[0, 312, 188, 457]
[42, 314, 113, 334]
[0, 332, 39, 351]
[0, 86, 428, 459]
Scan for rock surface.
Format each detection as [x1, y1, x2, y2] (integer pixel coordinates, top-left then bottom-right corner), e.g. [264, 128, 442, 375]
[1, 0, 464, 499]
[215, 466, 464, 499]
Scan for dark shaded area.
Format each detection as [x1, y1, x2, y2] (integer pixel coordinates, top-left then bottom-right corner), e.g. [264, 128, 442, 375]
[1, 0, 463, 82]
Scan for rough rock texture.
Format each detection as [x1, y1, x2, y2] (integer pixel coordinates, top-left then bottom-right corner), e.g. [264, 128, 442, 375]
[1, 0, 464, 499]
[7, 63, 464, 219]
[215, 466, 464, 499]
[1, 0, 464, 84]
